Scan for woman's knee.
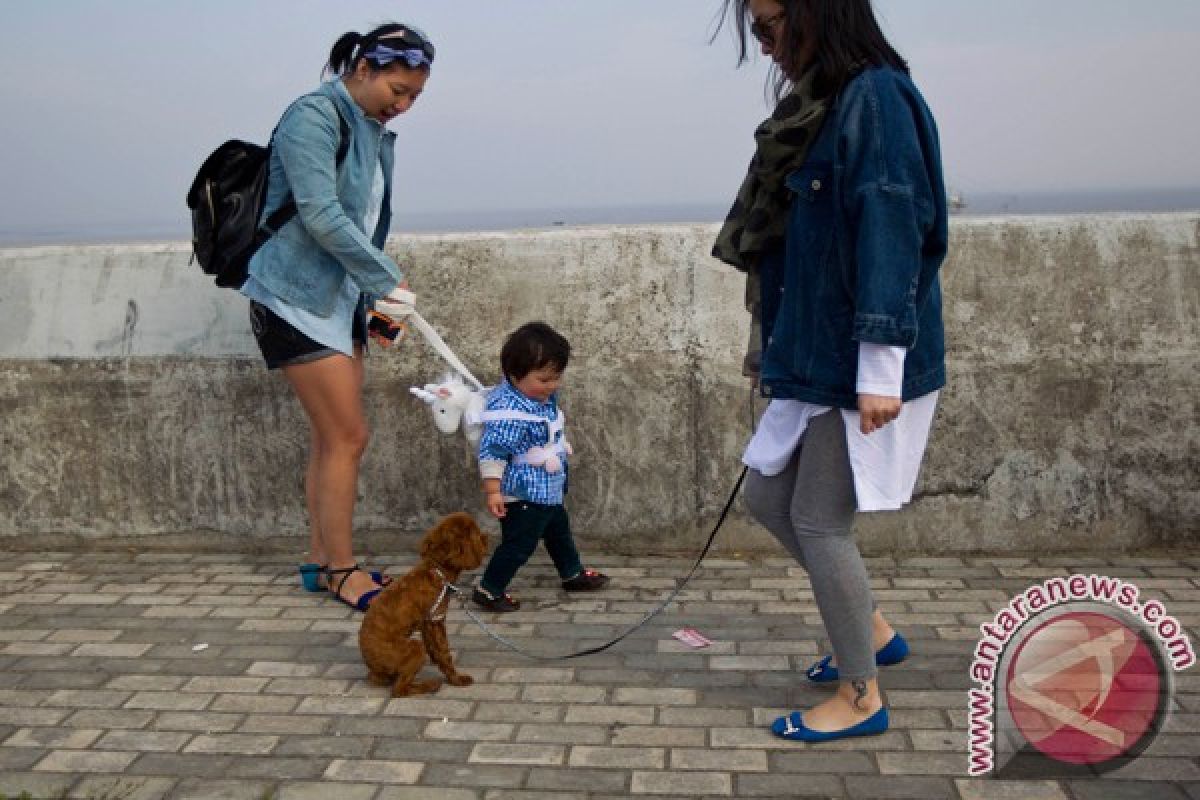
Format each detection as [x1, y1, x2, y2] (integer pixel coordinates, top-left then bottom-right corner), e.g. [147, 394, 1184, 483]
[319, 420, 369, 460]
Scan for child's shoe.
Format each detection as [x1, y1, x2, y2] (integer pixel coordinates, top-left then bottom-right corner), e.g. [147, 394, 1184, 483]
[561, 569, 610, 592]
[472, 586, 521, 612]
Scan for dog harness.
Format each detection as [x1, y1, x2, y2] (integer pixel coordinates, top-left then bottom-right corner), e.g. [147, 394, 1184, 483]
[429, 567, 452, 622]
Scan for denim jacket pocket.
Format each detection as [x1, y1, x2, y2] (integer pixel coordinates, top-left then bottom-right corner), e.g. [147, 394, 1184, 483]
[784, 163, 836, 256]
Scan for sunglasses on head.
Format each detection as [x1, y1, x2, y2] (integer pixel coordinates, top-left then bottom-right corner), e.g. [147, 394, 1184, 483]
[365, 27, 435, 66]
[750, 10, 786, 45]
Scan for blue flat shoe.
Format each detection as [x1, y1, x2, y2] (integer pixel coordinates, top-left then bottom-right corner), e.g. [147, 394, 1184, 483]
[299, 562, 390, 593]
[805, 633, 909, 684]
[770, 707, 889, 742]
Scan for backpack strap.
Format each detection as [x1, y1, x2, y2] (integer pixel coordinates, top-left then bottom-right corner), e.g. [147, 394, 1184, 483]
[261, 97, 351, 235]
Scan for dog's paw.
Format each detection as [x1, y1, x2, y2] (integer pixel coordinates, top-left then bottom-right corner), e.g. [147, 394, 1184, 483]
[447, 673, 474, 687]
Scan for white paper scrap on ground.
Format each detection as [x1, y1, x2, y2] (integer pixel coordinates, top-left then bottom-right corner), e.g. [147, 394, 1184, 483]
[191, 643, 209, 652]
[672, 627, 712, 648]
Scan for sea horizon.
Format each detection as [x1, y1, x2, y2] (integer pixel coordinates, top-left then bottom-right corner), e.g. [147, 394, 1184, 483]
[2, 187, 1198, 248]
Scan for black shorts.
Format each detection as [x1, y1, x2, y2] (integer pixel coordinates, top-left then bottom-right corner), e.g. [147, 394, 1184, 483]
[248, 298, 368, 370]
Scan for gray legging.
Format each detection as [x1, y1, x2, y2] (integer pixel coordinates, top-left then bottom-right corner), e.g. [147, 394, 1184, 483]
[743, 409, 878, 683]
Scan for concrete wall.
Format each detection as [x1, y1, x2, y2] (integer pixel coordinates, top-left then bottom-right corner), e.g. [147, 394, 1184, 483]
[1, 214, 1197, 553]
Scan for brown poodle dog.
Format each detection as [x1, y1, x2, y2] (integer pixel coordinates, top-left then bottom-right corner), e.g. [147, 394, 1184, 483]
[359, 512, 490, 697]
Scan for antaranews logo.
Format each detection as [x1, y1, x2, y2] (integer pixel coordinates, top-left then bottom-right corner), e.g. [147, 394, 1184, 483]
[968, 574, 1195, 778]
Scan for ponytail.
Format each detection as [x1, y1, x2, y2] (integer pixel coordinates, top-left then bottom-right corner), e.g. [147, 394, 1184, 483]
[326, 31, 363, 77]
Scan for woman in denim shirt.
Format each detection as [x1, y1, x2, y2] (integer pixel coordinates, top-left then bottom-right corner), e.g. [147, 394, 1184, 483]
[243, 22, 434, 611]
[715, 0, 948, 741]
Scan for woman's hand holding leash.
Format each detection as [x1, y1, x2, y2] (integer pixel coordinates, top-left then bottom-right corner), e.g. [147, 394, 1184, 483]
[369, 287, 417, 346]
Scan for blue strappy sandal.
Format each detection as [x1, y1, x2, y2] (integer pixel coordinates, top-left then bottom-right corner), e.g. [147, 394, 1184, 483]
[299, 562, 390, 593]
[805, 633, 909, 684]
[325, 566, 383, 612]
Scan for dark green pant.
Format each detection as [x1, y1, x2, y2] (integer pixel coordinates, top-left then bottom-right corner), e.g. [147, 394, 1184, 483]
[479, 501, 584, 595]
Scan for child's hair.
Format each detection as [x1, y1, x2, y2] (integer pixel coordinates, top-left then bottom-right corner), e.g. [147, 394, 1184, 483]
[501, 322, 571, 381]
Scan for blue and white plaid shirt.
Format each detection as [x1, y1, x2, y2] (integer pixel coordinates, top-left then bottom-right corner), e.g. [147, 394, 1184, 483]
[478, 380, 568, 505]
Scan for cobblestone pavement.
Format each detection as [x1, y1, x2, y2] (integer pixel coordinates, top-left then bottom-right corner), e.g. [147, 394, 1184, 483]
[0, 548, 1197, 799]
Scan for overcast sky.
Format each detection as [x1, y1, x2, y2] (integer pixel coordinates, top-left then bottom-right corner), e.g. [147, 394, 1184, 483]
[1, 0, 1198, 240]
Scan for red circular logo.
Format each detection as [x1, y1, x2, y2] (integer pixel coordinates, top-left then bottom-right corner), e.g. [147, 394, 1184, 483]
[1006, 611, 1165, 766]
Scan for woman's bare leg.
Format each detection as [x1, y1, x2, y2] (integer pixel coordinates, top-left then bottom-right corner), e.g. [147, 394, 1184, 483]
[284, 346, 376, 605]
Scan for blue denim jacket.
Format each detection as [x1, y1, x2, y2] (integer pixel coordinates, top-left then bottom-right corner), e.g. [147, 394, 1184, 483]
[247, 80, 403, 317]
[758, 66, 948, 409]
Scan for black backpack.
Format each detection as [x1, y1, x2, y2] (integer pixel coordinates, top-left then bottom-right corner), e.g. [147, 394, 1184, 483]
[186, 99, 350, 288]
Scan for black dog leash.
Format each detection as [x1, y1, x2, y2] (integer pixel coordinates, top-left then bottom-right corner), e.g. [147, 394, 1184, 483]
[449, 465, 748, 661]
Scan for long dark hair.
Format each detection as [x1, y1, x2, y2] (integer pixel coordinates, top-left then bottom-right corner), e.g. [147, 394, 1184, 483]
[716, 0, 907, 100]
[325, 22, 433, 77]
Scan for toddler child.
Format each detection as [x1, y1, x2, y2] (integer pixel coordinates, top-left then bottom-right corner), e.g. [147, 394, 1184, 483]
[472, 321, 609, 612]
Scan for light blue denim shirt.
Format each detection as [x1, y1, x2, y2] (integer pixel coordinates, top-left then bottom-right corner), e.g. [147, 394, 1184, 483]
[246, 79, 403, 317]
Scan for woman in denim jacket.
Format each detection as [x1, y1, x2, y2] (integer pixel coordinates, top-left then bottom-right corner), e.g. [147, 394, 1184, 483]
[242, 22, 434, 611]
[715, 0, 948, 742]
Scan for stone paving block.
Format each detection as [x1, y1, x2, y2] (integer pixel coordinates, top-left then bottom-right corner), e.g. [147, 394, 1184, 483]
[0, 747, 46, 770]
[909, 729, 967, 751]
[44, 689, 132, 708]
[770, 750, 877, 774]
[0, 771, 77, 798]
[563, 705, 656, 726]
[659, 707, 750, 727]
[568, 745, 665, 769]
[420, 762, 527, 789]
[212, 694, 301, 714]
[0, 707, 70, 726]
[295, 696, 387, 715]
[237, 712, 329, 735]
[168, 777, 275, 799]
[94, 730, 192, 753]
[954, 779, 1070, 800]
[273, 735, 374, 759]
[124, 690, 214, 711]
[525, 766, 630, 793]
[514, 723, 608, 746]
[33, 748, 137, 772]
[372, 738, 474, 764]
[521, 684, 605, 704]
[708, 655, 791, 671]
[183, 733, 279, 755]
[382, 696, 474, 720]
[152, 711, 244, 733]
[3, 642, 75, 656]
[469, 742, 566, 766]
[1068, 781, 1190, 800]
[491, 667, 575, 684]
[226, 755, 331, 781]
[610, 725, 706, 748]
[877, 752, 964, 775]
[4, 727, 102, 749]
[671, 747, 767, 771]
[105, 675, 190, 691]
[182, 675, 270, 693]
[630, 769, 732, 795]
[422, 720, 515, 742]
[736, 772, 845, 797]
[473, 702, 563, 725]
[68, 775, 177, 799]
[279, 783, 381, 800]
[844, 774, 958, 798]
[613, 688, 698, 706]
[245, 660, 323, 677]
